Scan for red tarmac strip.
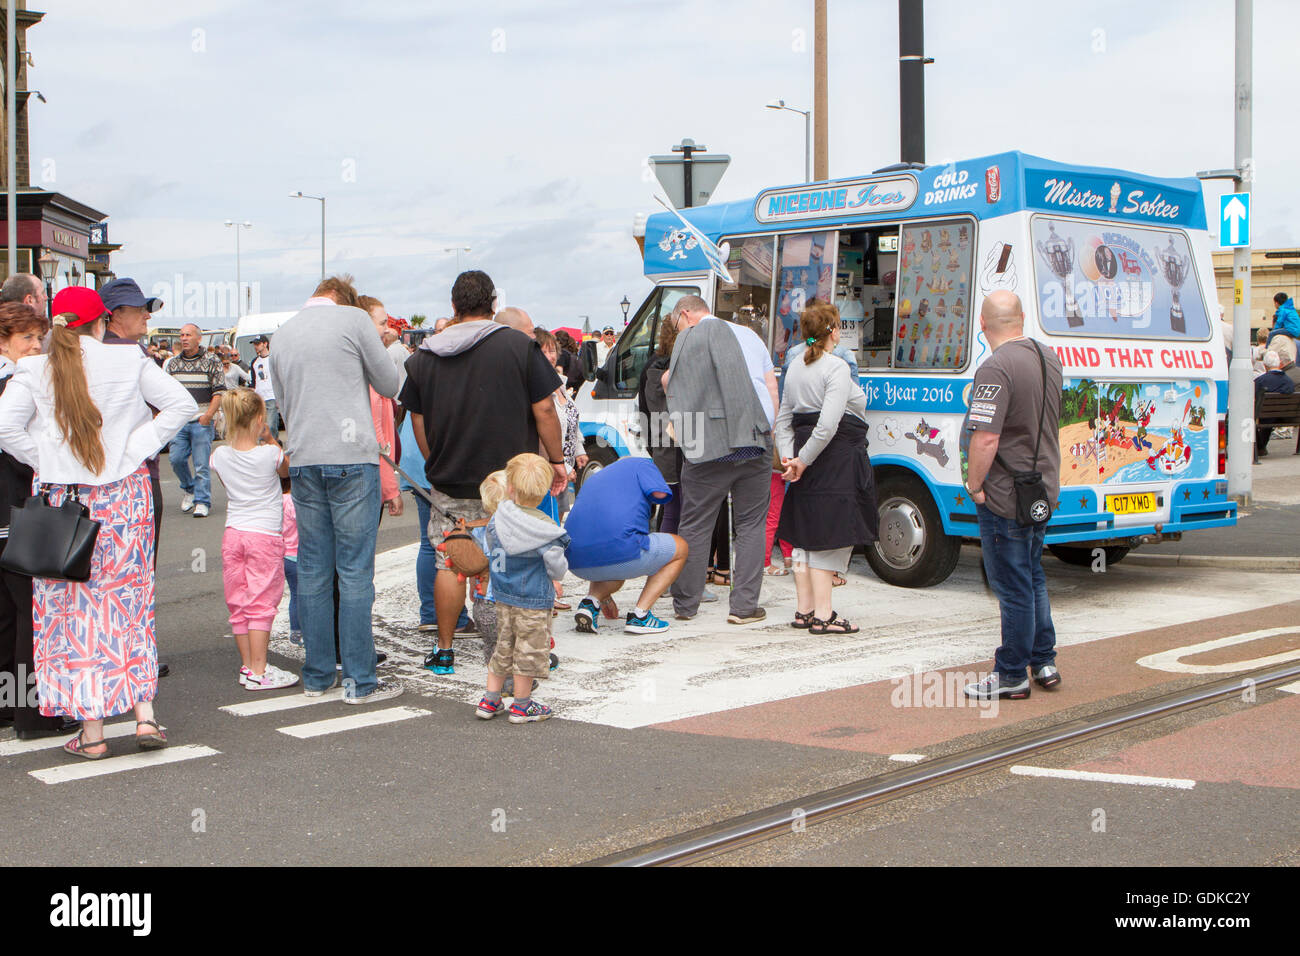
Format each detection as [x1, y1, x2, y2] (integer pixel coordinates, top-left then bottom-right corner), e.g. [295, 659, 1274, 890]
[1073, 693, 1300, 790]
[651, 601, 1300, 757]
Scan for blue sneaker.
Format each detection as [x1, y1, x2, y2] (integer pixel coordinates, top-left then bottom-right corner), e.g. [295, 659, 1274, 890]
[508, 698, 553, 723]
[625, 610, 669, 635]
[424, 648, 455, 675]
[476, 696, 506, 719]
[574, 597, 599, 633]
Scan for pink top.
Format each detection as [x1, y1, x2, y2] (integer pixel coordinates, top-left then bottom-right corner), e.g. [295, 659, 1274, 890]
[370, 386, 398, 502]
[281, 491, 299, 558]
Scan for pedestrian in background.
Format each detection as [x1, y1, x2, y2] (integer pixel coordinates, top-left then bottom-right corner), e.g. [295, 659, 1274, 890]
[0, 301, 71, 739]
[774, 301, 875, 633]
[664, 294, 778, 625]
[249, 335, 279, 435]
[962, 290, 1063, 701]
[637, 314, 682, 532]
[0, 287, 196, 757]
[0, 272, 48, 314]
[270, 274, 403, 704]
[165, 323, 226, 518]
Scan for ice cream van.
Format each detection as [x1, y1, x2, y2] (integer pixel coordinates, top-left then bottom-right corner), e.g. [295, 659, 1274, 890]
[575, 151, 1237, 587]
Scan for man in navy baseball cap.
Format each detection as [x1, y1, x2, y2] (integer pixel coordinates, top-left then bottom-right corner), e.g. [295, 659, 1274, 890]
[99, 277, 164, 314]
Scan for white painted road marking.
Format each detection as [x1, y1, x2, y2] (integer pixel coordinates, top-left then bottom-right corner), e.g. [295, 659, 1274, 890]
[0, 721, 142, 758]
[29, 745, 221, 785]
[220, 687, 345, 717]
[264, 541, 1300, 729]
[889, 754, 927, 763]
[1010, 765, 1196, 790]
[1278, 681, 1300, 695]
[1136, 628, 1300, 675]
[277, 706, 429, 739]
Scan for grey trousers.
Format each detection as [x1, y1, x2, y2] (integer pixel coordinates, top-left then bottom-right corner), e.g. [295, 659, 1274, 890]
[671, 454, 771, 618]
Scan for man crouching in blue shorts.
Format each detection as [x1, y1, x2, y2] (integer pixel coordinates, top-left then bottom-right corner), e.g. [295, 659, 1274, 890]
[565, 456, 689, 635]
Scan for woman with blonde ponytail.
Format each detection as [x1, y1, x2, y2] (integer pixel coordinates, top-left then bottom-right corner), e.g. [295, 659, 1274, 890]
[0, 287, 196, 758]
[774, 300, 878, 635]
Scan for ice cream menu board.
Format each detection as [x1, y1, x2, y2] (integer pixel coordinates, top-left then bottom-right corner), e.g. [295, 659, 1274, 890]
[895, 220, 973, 370]
[775, 231, 834, 363]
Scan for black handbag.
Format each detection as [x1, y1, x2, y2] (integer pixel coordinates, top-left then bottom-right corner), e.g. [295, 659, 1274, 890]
[996, 341, 1054, 528]
[0, 485, 101, 581]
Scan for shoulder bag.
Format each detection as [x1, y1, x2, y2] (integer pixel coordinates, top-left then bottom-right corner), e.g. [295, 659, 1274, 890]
[0, 485, 101, 581]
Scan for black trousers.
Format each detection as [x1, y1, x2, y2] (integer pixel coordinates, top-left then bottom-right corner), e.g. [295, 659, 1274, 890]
[0, 566, 62, 733]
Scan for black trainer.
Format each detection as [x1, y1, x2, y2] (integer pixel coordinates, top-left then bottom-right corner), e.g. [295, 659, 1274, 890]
[1032, 665, 1061, 690]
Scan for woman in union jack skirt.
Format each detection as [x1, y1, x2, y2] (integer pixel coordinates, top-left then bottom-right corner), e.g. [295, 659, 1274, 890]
[0, 287, 195, 759]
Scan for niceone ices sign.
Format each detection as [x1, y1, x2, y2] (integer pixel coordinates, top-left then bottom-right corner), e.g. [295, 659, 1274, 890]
[754, 176, 919, 224]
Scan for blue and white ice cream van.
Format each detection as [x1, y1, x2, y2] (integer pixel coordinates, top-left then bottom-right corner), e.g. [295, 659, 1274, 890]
[576, 151, 1236, 587]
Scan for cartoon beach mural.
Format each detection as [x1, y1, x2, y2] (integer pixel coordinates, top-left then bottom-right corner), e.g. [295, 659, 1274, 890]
[1057, 379, 1210, 486]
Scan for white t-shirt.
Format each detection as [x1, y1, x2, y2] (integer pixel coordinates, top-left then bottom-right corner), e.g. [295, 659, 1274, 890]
[210, 444, 284, 536]
[700, 315, 776, 426]
[251, 354, 276, 404]
[386, 340, 409, 392]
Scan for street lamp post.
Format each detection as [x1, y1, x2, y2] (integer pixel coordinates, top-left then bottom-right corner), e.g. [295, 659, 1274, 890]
[290, 192, 325, 280]
[765, 99, 812, 183]
[620, 296, 631, 326]
[37, 251, 57, 318]
[444, 246, 471, 273]
[224, 220, 252, 318]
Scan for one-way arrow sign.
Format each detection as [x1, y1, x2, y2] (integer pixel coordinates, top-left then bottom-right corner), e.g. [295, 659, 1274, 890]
[1220, 192, 1250, 247]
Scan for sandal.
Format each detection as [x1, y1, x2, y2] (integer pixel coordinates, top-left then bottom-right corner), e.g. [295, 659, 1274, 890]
[808, 611, 859, 635]
[64, 731, 109, 760]
[135, 719, 168, 751]
[765, 564, 790, 576]
[792, 610, 815, 629]
[553, 600, 572, 611]
[831, 572, 848, 587]
[710, 570, 732, 587]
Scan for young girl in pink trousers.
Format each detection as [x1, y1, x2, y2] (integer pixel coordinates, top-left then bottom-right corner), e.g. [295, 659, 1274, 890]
[211, 388, 296, 690]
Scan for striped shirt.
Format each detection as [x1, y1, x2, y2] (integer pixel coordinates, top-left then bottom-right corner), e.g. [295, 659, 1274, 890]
[165, 350, 226, 421]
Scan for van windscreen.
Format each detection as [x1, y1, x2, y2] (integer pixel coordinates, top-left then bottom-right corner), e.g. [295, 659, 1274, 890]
[1031, 216, 1210, 341]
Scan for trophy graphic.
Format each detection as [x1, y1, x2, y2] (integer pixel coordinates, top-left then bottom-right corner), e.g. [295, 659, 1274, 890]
[1154, 235, 1190, 334]
[1036, 224, 1084, 327]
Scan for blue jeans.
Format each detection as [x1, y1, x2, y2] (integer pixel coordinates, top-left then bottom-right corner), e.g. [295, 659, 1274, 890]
[284, 556, 299, 632]
[976, 504, 1057, 682]
[413, 491, 470, 629]
[170, 420, 214, 506]
[264, 400, 281, 436]
[291, 464, 382, 696]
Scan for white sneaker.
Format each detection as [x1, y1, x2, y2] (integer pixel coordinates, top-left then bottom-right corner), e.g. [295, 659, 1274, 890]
[342, 677, 404, 705]
[244, 664, 300, 691]
[193, 503, 209, 518]
[180, 492, 195, 513]
[238, 665, 252, 686]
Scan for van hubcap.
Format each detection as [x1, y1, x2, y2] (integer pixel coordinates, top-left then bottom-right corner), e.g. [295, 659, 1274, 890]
[875, 496, 925, 569]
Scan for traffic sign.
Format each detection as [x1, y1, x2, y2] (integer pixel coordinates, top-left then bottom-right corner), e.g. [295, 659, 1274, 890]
[650, 140, 730, 209]
[1220, 192, 1250, 247]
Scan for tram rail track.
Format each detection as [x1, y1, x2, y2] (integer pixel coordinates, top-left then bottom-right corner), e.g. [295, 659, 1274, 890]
[587, 662, 1300, 867]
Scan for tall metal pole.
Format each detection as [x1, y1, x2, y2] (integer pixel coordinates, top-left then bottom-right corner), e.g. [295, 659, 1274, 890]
[1227, 0, 1253, 501]
[813, 0, 828, 181]
[320, 196, 325, 280]
[899, 0, 926, 165]
[6, 0, 17, 273]
[804, 110, 811, 183]
[235, 226, 242, 318]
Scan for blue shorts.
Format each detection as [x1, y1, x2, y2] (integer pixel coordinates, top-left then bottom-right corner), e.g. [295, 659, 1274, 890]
[570, 533, 677, 582]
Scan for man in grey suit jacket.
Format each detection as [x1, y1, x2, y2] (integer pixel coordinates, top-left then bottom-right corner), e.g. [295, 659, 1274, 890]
[665, 294, 778, 623]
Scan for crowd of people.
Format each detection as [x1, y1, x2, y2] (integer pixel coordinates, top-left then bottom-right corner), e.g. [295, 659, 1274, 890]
[0, 262, 1079, 758]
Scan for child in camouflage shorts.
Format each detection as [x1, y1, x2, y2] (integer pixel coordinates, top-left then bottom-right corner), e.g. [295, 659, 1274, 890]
[474, 454, 569, 724]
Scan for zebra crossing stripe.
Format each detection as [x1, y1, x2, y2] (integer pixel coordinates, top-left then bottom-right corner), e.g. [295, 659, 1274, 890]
[277, 706, 429, 739]
[29, 745, 221, 785]
[220, 687, 345, 717]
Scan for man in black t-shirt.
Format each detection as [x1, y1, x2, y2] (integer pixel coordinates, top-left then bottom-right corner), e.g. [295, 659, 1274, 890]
[961, 290, 1063, 702]
[399, 270, 565, 676]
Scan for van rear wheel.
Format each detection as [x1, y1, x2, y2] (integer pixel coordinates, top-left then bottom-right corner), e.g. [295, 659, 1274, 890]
[576, 444, 617, 492]
[865, 472, 961, 588]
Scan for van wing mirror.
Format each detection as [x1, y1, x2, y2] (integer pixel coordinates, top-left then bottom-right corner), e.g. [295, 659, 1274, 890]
[581, 340, 599, 382]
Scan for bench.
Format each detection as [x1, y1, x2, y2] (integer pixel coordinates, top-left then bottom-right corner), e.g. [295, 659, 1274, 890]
[1255, 390, 1300, 462]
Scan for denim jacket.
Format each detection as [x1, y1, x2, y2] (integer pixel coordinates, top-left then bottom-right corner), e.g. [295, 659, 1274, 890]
[483, 501, 570, 611]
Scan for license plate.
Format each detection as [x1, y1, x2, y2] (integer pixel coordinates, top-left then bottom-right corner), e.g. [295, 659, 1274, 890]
[1106, 492, 1159, 515]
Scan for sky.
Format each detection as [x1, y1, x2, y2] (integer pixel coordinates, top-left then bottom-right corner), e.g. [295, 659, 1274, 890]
[26, 0, 1300, 329]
